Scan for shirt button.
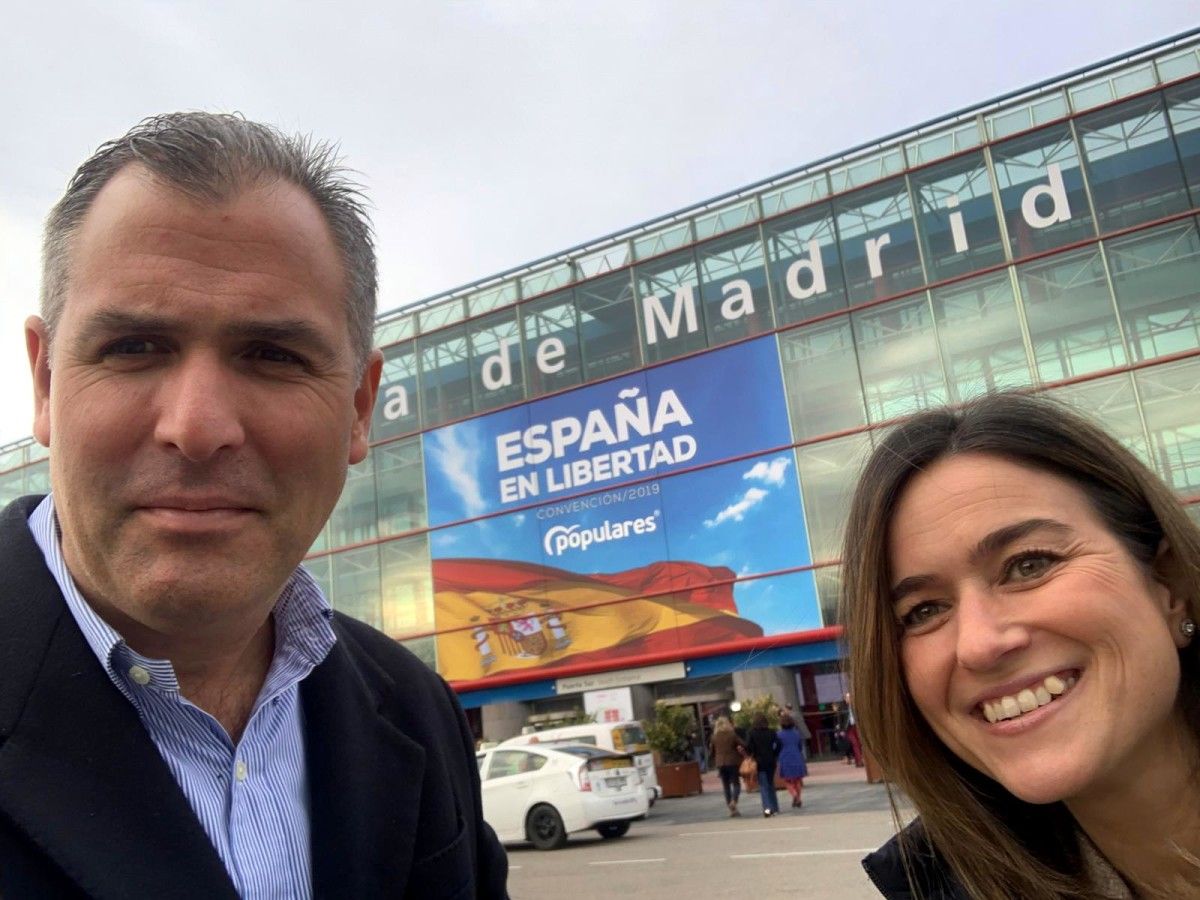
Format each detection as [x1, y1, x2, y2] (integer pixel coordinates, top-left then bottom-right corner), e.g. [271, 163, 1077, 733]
[235, 760, 248, 782]
[128, 665, 151, 685]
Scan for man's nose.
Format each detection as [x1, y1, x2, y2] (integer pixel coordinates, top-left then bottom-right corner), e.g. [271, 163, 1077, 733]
[152, 353, 246, 461]
[954, 587, 1030, 671]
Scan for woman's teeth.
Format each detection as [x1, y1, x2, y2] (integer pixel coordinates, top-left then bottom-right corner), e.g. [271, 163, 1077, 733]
[981, 674, 1077, 723]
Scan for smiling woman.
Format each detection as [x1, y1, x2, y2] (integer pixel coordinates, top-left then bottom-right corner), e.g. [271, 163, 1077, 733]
[842, 391, 1200, 900]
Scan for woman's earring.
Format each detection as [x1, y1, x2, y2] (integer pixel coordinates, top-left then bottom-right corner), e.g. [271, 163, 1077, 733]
[1181, 618, 1196, 639]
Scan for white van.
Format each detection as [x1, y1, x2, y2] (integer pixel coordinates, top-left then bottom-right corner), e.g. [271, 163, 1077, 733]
[500, 721, 661, 803]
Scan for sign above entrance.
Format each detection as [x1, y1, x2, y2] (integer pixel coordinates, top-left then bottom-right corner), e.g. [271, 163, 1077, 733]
[556, 661, 686, 695]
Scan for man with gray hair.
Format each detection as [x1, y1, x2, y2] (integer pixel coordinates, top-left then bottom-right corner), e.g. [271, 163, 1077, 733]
[0, 112, 508, 898]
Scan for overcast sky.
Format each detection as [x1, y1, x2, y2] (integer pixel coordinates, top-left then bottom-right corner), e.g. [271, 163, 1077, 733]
[1, 1, 1197, 447]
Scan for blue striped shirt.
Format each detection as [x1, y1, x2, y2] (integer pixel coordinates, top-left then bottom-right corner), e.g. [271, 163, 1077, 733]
[29, 495, 337, 900]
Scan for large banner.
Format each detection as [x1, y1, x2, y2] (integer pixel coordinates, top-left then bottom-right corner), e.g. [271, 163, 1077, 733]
[422, 335, 822, 681]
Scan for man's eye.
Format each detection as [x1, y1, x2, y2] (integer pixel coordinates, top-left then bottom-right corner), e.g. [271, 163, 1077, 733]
[899, 601, 945, 631]
[246, 344, 304, 365]
[104, 338, 163, 356]
[1003, 551, 1058, 583]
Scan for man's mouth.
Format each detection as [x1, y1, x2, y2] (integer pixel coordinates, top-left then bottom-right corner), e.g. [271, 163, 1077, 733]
[977, 670, 1080, 723]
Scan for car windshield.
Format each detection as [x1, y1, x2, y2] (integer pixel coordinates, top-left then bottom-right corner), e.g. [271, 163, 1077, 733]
[611, 725, 649, 752]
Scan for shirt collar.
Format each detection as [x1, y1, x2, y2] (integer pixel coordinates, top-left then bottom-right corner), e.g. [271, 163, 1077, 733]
[28, 494, 336, 699]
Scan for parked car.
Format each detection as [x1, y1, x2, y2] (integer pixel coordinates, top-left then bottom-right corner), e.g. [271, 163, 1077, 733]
[475, 743, 649, 850]
[499, 720, 661, 803]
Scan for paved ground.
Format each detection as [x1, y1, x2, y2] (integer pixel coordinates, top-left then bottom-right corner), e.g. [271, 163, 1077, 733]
[504, 760, 910, 899]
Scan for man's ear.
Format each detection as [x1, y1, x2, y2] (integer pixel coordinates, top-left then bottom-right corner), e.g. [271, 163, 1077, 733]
[25, 316, 52, 448]
[1152, 539, 1192, 648]
[348, 348, 383, 465]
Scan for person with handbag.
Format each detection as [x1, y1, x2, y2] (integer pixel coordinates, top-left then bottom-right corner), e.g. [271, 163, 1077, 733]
[708, 716, 747, 816]
[744, 713, 782, 817]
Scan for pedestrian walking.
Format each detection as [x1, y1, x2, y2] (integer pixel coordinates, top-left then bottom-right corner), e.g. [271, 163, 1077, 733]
[744, 713, 781, 817]
[776, 714, 808, 808]
[708, 716, 746, 816]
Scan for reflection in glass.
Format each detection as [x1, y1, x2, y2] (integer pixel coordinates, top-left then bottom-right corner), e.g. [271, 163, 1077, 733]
[779, 317, 866, 440]
[992, 125, 1095, 259]
[852, 294, 948, 422]
[1136, 357, 1200, 495]
[814, 565, 842, 628]
[1048, 373, 1147, 464]
[521, 289, 582, 398]
[327, 455, 378, 549]
[636, 250, 707, 364]
[576, 272, 641, 380]
[417, 324, 472, 427]
[1016, 247, 1126, 382]
[330, 545, 383, 630]
[835, 177, 925, 304]
[372, 341, 420, 441]
[697, 227, 774, 347]
[930, 271, 1033, 401]
[1105, 219, 1200, 361]
[381, 534, 435, 639]
[1165, 81, 1200, 206]
[375, 438, 426, 537]
[1076, 94, 1191, 232]
[469, 310, 524, 413]
[795, 434, 873, 564]
[764, 204, 847, 324]
[910, 151, 1005, 282]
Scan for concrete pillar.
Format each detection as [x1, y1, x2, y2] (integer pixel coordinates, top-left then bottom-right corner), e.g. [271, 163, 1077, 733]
[732, 666, 799, 710]
[480, 700, 529, 743]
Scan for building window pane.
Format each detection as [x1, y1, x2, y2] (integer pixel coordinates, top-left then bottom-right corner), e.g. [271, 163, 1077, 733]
[469, 310, 524, 413]
[636, 250, 707, 364]
[835, 177, 925, 304]
[814, 565, 843, 628]
[1165, 81, 1200, 206]
[330, 545, 383, 630]
[697, 226, 774, 347]
[931, 271, 1033, 402]
[375, 437, 426, 537]
[796, 433, 873, 564]
[1137, 358, 1200, 495]
[992, 124, 1095, 259]
[417, 324, 472, 427]
[521, 289, 582, 398]
[372, 340, 420, 441]
[910, 151, 1006, 282]
[1016, 247, 1126, 382]
[577, 272, 641, 381]
[303, 553, 331, 598]
[779, 318, 866, 440]
[1105, 218, 1200, 362]
[328, 455, 378, 549]
[380, 533, 435, 640]
[1076, 94, 1191, 233]
[1047, 373, 1146, 463]
[764, 203, 848, 324]
[853, 294, 948, 422]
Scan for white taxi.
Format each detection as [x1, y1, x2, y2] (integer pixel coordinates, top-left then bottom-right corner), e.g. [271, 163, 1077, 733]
[475, 744, 649, 850]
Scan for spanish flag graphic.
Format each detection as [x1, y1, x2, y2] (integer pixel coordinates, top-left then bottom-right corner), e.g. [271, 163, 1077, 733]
[434, 558, 764, 681]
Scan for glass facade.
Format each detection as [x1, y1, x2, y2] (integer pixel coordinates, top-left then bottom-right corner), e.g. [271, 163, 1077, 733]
[4, 36, 1199, 697]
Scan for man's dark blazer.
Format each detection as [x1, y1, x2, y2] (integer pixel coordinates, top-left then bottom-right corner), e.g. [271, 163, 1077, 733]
[0, 496, 509, 899]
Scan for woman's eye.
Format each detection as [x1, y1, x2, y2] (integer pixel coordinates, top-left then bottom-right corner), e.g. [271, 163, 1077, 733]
[1004, 552, 1057, 582]
[899, 601, 945, 630]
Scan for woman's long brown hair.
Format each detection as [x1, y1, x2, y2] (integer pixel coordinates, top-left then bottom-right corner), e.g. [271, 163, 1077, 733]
[841, 391, 1200, 899]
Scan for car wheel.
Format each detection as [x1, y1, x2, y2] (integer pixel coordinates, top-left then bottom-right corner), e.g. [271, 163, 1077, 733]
[595, 821, 630, 839]
[526, 804, 568, 850]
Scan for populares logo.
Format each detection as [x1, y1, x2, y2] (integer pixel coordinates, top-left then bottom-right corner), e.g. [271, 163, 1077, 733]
[543, 512, 659, 557]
